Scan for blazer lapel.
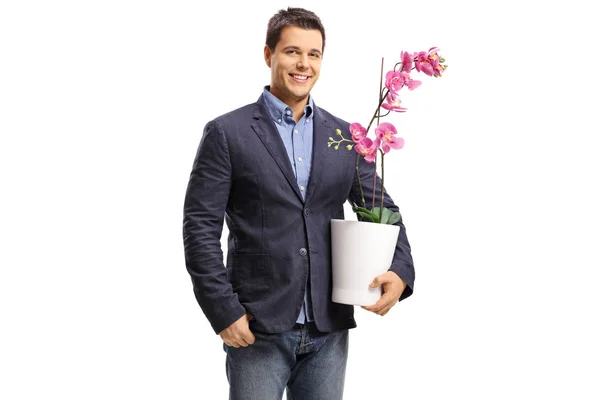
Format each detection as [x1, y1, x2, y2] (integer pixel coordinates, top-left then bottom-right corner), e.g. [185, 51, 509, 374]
[250, 98, 304, 202]
[305, 104, 333, 204]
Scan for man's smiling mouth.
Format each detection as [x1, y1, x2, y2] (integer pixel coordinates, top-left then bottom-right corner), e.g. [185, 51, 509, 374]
[290, 74, 310, 81]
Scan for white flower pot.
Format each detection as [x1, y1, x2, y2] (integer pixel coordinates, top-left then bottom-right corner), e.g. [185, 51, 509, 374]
[331, 219, 400, 306]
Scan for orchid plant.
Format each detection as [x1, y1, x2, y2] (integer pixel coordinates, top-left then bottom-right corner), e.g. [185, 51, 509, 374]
[328, 47, 447, 224]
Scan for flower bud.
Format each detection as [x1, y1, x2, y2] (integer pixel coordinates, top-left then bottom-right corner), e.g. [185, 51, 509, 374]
[346, 144, 353, 150]
[335, 129, 342, 136]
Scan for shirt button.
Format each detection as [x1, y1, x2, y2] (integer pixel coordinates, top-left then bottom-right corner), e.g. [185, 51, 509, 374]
[298, 156, 303, 162]
[299, 248, 307, 256]
[286, 110, 291, 116]
[294, 130, 299, 134]
[277, 119, 281, 123]
[300, 185, 305, 191]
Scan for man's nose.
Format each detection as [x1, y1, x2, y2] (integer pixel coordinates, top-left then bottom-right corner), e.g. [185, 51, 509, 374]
[297, 54, 309, 69]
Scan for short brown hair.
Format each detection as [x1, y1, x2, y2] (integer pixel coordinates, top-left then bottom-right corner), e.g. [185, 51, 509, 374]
[265, 7, 326, 52]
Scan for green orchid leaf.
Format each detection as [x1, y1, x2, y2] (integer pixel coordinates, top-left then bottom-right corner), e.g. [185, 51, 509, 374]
[355, 211, 376, 222]
[372, 207, 395, 224]
[371, 207, 383, 223]
[371, 207, 402, 225]
[352, 206, 380, 223]
[387, 212, 402, 225]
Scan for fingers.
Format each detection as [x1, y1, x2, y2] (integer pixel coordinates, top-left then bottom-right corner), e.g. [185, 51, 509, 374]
[244, 331, 256, 346]
[362, 301, 394, 316]
[378, 303, 394, 316]
[224, 332, 255, 348]
[362, 298, 393, 315]
[361, 288, 398, 315]
[221, 313, 256, 348]
[224, 333, 254, 348]
[364, 272, 406, 316]
[369, 271, 396, 288]
[369, 275, 384, 288]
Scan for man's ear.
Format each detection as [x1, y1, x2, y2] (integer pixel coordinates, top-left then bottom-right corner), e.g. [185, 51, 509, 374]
[264, 45, 272, 68]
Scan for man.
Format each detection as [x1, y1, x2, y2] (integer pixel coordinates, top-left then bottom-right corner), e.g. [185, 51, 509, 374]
[183, 7, 414, 400]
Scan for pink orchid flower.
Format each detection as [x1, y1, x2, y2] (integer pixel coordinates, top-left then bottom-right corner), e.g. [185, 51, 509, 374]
[434, 59, 446, 76]
[381, 91, 408, 112]
[400, 71, 422, 90]
[414, 47, 444, 77]
[414, 51, 434, 76]
[354, 137, 379, 163]
[427, 48, 445, 77]
[349, 122, 367, 143]
[385, 70, 421, 94]
[375, 122, 405, 153]
[385, 71, 404, 93]
[401, 51, 413, 72]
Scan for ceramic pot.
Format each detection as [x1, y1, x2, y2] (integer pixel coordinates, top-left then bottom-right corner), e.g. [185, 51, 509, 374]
[330, 219, 400, 306]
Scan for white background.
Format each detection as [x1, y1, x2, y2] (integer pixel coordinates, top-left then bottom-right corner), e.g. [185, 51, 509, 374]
[1, 0, 599, 399]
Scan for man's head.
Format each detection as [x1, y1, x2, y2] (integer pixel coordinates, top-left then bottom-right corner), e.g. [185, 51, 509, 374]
[264, 8, 325, 108]
[265, 7, 325, 53]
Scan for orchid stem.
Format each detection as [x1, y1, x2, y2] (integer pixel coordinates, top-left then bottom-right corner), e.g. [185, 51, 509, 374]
[379, 149, 385, 221]
[365, 88, 389, 134]
[370, 57, 385, 214]
[371, 151, 377, 212]
[377, 57, 383, 127]
[355, 153, 366, 208]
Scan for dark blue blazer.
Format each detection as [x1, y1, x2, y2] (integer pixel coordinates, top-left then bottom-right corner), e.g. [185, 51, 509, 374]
[183, 94, 414, 335]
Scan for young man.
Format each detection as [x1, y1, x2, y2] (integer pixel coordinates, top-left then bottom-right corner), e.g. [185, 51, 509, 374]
[183, 7, 414, 400]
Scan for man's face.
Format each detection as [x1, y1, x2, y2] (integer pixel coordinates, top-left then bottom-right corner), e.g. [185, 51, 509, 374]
[264, 26, 323, 106]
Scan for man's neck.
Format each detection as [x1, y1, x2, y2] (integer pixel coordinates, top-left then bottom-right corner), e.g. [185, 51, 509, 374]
[268, 88, 309, 123]
[289, 102, 307, 123]
[280, 95, 310, 123]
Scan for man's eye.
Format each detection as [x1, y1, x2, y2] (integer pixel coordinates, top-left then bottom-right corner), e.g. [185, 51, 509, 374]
[310, 53, 321, 58]
[287, 50, 298, 54]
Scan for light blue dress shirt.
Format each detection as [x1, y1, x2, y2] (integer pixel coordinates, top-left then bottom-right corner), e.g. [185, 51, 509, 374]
[262, 86, 314, 324]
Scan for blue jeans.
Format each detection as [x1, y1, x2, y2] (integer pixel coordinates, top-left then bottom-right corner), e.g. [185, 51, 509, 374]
[224, 322, 349, 400]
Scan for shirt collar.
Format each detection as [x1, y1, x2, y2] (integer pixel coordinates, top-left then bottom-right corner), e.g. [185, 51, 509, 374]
[262, 86, 313, 124]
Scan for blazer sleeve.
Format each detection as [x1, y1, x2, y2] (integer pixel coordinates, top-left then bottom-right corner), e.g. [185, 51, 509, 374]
[183, 119, 246, 334]
[348, 153, 415, 301]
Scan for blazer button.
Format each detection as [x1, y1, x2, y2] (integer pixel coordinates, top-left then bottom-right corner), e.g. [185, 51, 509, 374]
[304, 208, 309, 216]
[299, 248, 307, 256]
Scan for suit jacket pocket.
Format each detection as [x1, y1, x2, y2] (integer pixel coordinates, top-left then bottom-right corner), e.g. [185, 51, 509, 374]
[227, 254, 271, 303]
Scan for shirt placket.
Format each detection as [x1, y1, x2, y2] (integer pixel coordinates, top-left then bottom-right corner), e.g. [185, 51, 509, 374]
[285, 110, 311, 323]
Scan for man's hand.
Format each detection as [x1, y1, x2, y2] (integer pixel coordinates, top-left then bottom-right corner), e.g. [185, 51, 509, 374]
[219, 313, 255, 348]
[362, 271, 407, 316]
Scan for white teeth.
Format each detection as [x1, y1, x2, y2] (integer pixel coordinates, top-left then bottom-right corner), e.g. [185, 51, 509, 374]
[292, 75, 308, 80]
